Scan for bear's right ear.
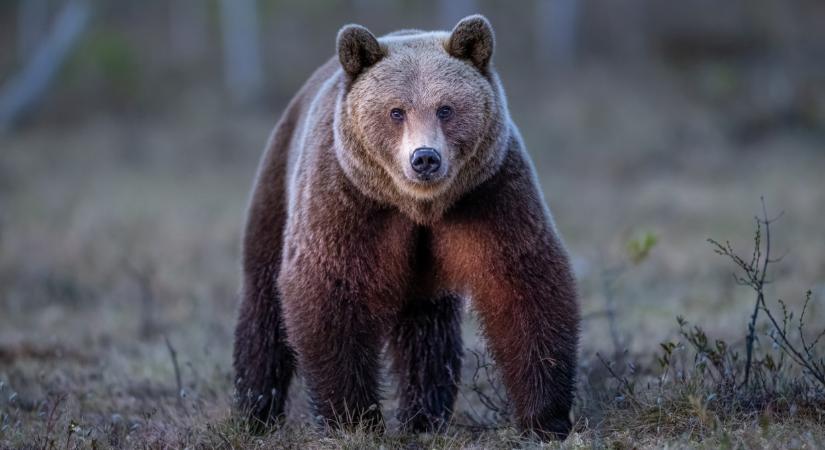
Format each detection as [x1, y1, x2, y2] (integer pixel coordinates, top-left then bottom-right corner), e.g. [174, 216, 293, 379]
[337, 24, 384, 78]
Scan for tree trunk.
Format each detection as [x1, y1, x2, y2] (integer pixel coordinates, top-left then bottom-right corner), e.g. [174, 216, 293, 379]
[0, 0, 92, 133]
[219, 0, 264, 106]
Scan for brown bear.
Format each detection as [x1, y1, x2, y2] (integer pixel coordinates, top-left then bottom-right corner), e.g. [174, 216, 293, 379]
[233, 15, 579, 440]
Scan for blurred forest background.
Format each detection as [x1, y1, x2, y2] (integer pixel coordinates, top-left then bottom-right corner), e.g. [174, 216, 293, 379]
[1, 0, 825, 448]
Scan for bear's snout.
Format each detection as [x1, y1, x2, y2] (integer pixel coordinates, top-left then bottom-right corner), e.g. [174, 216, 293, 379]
[410, 147, 441, 178]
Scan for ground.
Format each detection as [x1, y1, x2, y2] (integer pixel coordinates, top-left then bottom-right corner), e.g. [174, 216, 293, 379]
[1, 66, 824, 449]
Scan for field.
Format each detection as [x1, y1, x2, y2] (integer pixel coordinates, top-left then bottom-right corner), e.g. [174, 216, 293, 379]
[1, 65, 824, 448]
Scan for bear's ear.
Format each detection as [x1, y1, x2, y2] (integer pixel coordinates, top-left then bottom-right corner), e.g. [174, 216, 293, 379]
[446, 14, 495, 72]
[337, 24, 384, 77]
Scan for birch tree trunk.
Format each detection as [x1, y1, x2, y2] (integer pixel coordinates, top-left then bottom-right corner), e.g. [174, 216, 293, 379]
[0, 0, 91, 133]
[219, 0, 264, 106]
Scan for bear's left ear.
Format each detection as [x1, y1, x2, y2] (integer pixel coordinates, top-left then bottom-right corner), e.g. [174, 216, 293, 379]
[446, 14, 495, 72]
[337, 24, 384, 77]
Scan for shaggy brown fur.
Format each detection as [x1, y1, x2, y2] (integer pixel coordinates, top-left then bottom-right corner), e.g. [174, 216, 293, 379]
[390, 292, 463, 432]
[233, 15, 579, 440]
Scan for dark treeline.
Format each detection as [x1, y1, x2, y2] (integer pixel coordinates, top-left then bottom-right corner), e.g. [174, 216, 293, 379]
[0, 0, 823, 131]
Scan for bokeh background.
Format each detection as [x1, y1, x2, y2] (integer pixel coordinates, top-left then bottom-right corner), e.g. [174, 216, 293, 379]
[1, 0, 824, 446]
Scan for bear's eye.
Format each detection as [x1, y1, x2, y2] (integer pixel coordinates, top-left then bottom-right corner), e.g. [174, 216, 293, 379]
[436, 105, 453, 121]
[390, 108, 405, 122]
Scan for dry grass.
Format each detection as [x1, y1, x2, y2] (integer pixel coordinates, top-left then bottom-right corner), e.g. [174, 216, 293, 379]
[1, 68, 824, 449]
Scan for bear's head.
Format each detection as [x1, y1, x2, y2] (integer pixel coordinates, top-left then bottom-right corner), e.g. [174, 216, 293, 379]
[334, 15, 511, 224]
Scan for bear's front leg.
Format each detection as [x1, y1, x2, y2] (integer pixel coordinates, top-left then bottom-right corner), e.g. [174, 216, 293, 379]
[469, 234, 578, 439]
[281, 276, 385, 429]
[433, 150, 580, 440]
[278, 201, 415, 431]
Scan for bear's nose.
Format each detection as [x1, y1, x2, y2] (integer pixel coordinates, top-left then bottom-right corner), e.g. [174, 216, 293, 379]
[410, 147, 441, 175]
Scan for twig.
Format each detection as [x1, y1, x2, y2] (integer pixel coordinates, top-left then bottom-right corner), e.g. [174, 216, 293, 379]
[709, 197, 824, 390]
[164, 336, 187, 413]
[596, 352, 640, 406]
[708, 197, 782, 386]
[601, 265, 625, 356]
[463, 348, 510, 427]
[41, 393, 67, 450]
[760, 301, 825, 387]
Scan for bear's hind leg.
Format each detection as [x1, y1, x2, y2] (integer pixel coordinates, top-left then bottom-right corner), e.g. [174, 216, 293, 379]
[233, 108, 299, 431]
[390, 294, 463, 432]
[233, 275, 296, 431]
[233, 161, 295, 430]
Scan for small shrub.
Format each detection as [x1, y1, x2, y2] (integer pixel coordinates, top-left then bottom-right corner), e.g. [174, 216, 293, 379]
[591, 199, 825, 441]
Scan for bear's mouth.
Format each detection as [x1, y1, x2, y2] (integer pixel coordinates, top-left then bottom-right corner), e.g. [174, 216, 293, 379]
[397, 169, 454, 200]
[414, 173, 438, 182]
[403, 165, 449, 186]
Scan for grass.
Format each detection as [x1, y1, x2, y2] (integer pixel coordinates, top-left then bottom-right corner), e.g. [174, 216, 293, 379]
[1, 69, 824, 448]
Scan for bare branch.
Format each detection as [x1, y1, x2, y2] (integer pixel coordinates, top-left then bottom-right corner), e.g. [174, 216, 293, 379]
[164, 335, 188, 414]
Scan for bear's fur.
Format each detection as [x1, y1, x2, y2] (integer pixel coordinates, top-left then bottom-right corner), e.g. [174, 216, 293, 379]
[233, 15, 579, 439]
